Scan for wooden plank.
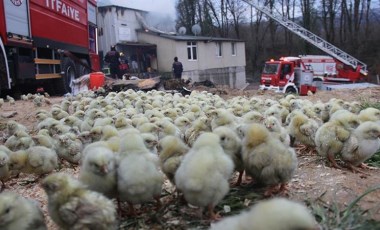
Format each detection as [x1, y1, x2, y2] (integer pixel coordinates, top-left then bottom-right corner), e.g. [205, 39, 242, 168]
[35, 73, 62, 79]
[34, 58, 61, 65]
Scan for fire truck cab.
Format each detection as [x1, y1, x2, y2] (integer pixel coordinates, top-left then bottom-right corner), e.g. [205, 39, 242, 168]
[0, 0, 99, 95]
[260, 57, 317, 95]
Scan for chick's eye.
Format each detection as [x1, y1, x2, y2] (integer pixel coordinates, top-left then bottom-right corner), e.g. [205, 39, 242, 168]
[5, 207, 11, 214]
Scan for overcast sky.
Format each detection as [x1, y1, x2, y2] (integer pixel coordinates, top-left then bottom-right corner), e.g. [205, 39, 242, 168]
[97, 0, 177, 18]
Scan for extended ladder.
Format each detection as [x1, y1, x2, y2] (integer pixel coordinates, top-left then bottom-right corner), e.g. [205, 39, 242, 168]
[242, 0, 367, 75]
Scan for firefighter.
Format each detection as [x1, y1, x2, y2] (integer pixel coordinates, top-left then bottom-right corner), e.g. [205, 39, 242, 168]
[104, 45, 121, 79]
[172, 57, 183, 79]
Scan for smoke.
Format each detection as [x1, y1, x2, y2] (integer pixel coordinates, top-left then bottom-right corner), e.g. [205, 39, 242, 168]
[98, 0, 176, 18]
[98, 0, 177, 32]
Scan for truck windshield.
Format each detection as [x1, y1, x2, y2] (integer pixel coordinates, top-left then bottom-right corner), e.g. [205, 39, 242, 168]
[263, 63, 279, 74]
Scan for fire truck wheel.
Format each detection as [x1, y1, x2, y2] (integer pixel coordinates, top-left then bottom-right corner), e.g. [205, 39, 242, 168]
[77, 59, 90, 77]
[0, 49, 7, 95]
[56, 58, 77, 94]
[285, 87, 297, 94]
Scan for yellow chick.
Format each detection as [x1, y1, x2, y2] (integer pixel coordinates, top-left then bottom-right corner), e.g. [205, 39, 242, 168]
[287, 113, 319, 148]
[100, 125, 119, 141]
[9, 146, 58, 177]
[315, 110, 360, 169]
[175, 132, 234, 220]
[213, 126, 244, 186]
[358, 107, 380, 123]
[6, 95, 15, 105]
[6, 120, 27, 137]
[341, 121, 380, 172]
[174, 116, 192, 134]
[209, 198, 317, 230]
[118, 132, 164, 215]
[0, 192, 47, 230]
[264, 116, 290, 146]
[90, 126, 103, 142]
[41, 173, 117, 230]
[0, 150, 10, 191]
[79, 146, 117, 198]
[210, 108, 238, 131]
[263, 106, 282, 124]
[31, 134, 56, 149]
[184, 116, 211, 146]
[156, 120, 183, 139]
[241, 111, 265, 124]
[50, 107, 69, 120]
[242, 124, 297, 196]
[158, 135, 190, 184]
[141, 133, 159, 155]
[55, 134, 83, 164]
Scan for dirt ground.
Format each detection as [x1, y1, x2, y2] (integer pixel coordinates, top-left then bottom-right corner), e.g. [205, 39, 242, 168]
[0, 85, 379, 229]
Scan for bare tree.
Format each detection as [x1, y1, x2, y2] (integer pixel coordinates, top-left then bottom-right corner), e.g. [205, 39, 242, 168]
[321, 0, 338, 43]
[224, 0, 247, 38]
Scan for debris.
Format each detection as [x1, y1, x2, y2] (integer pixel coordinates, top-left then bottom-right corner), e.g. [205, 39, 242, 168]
[0, 111, 18, 118]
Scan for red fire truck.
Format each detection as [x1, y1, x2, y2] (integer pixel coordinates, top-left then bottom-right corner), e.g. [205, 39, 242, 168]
[260, 56, 317, 95]
[259, 55, 365, 95]
[242, 0, 368, 95]
[0, 0, 100, 95]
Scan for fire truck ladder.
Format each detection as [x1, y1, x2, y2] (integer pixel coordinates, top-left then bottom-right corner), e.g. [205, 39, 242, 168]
[242, 0, 368, 75]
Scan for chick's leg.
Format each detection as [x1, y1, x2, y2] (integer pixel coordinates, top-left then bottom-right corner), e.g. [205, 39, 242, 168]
[264, 184, 281, 197]
[278, 183, 290, 196]
[233, 170, 244, 187]
[207, 204, 221, 220]
[359, 163, 378, 170]
[346, 163, 370, 176]
[327, 152, 342, 169]
[154, 195, 162, 211]
[127, 201, 137, 216]
[0, 180, 5, 191]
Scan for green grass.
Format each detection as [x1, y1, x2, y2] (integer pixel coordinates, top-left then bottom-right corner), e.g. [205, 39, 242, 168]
[308, 186, 380, 230]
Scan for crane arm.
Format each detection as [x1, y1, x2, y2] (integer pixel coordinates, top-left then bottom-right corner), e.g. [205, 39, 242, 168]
[242, 0, 367, 75]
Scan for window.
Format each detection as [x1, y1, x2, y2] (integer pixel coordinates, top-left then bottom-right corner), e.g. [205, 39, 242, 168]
[216, 42, 222, 57]
[187, 42, 197, 60]
[231, 42, 236, 56]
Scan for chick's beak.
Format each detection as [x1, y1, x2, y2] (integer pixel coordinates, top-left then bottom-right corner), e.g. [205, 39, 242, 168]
[100, 165, 108, 174]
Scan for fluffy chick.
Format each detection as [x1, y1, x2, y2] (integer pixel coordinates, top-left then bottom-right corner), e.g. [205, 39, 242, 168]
[209, 198, 317, 230]
[0, 151, 10, 191]
[55, 135, 83, 164]
[264, 116, 290, 146]
[32, 134, 56, 149]
[315, 110, 360, 169]
[41, 173, 117, 230]
[358, 107, 380, 123]
[175, 132, 234, 220]
[213, 126, 244, 186]
[8, 146, 58, 177]
[210, 109, 238, 131]
[242, 124, 297, 196]
[79, 146, 117, 198]
[287, 113, 319, 148]
[6, 120, 27, 137]
[184, 116, 211, 146]
[158, 135, 190, 184]
[141, 133, 159, 155]
[341, 121, 380, 172]
[118, 132, 164, 215]
[0, 192, 46, 230]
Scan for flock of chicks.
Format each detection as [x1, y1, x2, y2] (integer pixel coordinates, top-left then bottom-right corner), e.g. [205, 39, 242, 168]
[0, 88, 379, 230]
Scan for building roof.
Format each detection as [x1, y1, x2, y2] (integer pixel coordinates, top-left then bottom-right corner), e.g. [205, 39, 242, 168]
[138, 30, 244, 42]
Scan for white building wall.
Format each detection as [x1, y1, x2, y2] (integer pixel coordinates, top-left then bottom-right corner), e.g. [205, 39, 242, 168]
[97, 7, 143, 53]
[138, 32, 247, 88]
